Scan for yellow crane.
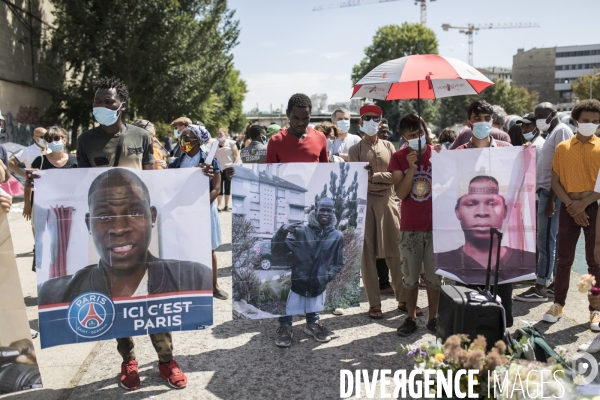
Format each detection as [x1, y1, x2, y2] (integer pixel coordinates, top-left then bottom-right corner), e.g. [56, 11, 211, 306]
[442, 22, 540, 66]
[313, 0, 435, 26]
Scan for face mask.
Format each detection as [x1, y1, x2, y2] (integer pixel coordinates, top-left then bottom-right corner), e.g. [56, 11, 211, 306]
[360, 120, 379, 136]
[47, 140, 64, 153]
[218, 137, 226, 142]
[577, 123, 599, 137]
[406, 135, 426, 151]
[336, 119, 350, 133]
[179, 139, 194, 153]
[523, 132, 534, 141]
[536, 114, 553, 132]
[36, 138, 47, 147]
[472, 121, 492, 139]
[93, 105, 121, 126]
[174, 128, 180, 139]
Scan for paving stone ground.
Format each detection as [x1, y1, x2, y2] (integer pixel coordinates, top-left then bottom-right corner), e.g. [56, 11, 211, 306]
[5, 207, 599, 399]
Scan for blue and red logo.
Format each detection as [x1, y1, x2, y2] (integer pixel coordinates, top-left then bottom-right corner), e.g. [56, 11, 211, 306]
[68, 292, 115, 338]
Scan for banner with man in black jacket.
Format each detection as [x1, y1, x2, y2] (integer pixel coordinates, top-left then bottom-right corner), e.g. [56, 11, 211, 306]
[231, 163, 367, 319]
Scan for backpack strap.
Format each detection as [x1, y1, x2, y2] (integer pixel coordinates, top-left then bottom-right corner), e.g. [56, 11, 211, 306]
[113, 131, 126, 167]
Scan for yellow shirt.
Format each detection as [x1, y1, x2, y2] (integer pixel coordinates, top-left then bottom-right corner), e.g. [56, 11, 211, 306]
[552, 135, 600, 193]
[153, 145, 164, 170]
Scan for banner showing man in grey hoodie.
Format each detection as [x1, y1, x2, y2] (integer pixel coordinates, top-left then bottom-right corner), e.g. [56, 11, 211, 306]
[271, 197, 344, 315]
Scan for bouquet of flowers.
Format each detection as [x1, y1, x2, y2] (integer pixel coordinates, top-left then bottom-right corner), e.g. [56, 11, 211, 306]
[578, 274, 600, 310]
[399, 335, 581, 399]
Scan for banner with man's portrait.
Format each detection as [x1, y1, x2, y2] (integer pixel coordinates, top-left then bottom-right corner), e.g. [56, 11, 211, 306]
[231, 163, 367, 319]
[0, 213, 43, 394]
[34, 168, 213, 348]
[432, 146, 537, 285]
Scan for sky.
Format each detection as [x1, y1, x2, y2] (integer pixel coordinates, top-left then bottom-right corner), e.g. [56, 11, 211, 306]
[227, 0, 599, 113]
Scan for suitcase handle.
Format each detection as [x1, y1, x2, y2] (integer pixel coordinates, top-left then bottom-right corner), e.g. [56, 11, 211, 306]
[484, 227, 503, 302]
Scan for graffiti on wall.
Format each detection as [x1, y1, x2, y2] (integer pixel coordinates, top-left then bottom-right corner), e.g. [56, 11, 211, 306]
[0, 107, 41, 145]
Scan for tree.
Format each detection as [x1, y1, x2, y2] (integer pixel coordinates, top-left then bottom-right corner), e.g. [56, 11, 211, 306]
[197, 66, 248, 135]
[572, 71, 600, 101]
[309, 163, 359, 231]
[42, 0, 242, 147]
[351, 23, 439, 133]
[437, 79, 538, 129]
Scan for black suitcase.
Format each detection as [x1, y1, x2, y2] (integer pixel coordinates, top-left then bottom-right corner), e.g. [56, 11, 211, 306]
[436, 228, 507, 350]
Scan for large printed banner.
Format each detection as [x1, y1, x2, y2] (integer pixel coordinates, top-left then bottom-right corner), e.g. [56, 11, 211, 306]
[231, 163, 367, 319]
[432, 146, 537, 285]
[34, 168, 213, 348]
[0, 212, 43, 394]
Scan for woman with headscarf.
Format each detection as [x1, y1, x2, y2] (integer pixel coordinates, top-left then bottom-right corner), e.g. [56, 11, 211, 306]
[168, 124, 229, 300]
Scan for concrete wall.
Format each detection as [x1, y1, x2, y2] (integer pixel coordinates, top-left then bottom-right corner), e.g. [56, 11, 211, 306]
[0, 80, 51, 145]
[512, 47, 558, 103]
[0, 0, 55, 145]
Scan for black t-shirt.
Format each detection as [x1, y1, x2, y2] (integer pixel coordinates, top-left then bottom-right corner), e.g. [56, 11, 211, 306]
[31, 154, 78, 170]
[76, 124, 154, 169]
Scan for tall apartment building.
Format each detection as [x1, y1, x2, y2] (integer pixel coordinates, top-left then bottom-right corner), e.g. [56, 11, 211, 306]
[513, 43, 600, 108]
[512, 47, 557, 103]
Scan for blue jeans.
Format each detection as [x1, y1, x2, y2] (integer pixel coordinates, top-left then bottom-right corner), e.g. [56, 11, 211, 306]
[536, 189, 560, 286]
[278, 312, 319, 326]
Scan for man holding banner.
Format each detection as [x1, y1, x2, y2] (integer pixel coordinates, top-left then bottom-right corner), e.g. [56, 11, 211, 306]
[66, 77, 188, 390]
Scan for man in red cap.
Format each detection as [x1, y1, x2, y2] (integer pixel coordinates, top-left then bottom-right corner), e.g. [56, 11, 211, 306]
[349, 104, 407, 320]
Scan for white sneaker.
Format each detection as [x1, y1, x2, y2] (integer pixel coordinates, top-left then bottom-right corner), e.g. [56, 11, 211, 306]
[591, 311, 600, 332]
[542, 303, 563, 323]
[579, 334, 600, 353]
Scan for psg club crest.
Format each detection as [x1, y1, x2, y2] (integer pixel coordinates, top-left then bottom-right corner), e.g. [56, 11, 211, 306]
[68, 292, 115, 338]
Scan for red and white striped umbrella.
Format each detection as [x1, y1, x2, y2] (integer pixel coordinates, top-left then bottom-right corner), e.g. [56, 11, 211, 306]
[351, 54, 494, 100]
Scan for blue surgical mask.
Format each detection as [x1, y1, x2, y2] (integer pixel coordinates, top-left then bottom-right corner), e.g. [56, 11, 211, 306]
[93, 106, 121, 126]
[174, 128, 180, 139]
[336, 119, 351, 133]
[47, 140, 64, 153]
[523, 132, 534, 141]
[472, 121, 492, 139]
[407, 135, 426, 151]
[360, 120, 379, 136]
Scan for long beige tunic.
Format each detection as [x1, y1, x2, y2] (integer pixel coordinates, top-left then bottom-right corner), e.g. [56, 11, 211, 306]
[348, 138, 400, 259]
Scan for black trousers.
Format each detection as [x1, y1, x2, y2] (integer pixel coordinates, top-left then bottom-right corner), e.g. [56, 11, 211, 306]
[376, 258, 391, 289]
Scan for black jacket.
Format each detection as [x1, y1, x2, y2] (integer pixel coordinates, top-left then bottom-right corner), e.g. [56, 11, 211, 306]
[271, 212, 344, 297]
[37, 253, 211, 306]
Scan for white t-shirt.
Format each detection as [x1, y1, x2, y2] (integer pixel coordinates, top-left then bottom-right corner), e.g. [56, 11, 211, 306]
[537, 123, 573, 190]
[14, 144, 43, 168]
[215, 139, 237, 168]
[132, 270, 149, 296]
[331, 134, 361, 157]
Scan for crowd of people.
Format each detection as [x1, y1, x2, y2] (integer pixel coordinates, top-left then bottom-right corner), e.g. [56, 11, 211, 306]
[2, 74, 600, 391]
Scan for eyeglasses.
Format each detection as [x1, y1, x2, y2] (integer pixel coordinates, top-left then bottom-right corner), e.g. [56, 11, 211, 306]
[362, 115, 381, 122]
[50, 136, 64, 142]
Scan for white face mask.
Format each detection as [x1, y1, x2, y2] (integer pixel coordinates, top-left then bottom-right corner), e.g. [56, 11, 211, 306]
[360, 120, 379, 136]
[577, 123, 599, 137]
[174, 128, 180, 139]
[336, 119, 351, 133]
[536, 113, 553, 132]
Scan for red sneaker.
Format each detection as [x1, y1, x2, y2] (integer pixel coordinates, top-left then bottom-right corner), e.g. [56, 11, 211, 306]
[159, 360, 187, 389]
[120, 360, 140, 390]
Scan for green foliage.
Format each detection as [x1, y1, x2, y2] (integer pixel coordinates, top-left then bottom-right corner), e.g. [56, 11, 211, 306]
[42, 0, 246, 147]
[572, 71, 600, 101]
[153, 121, 173, 142]
[309, 163, 359, 230]
[437, 79, 538, 129]
[351, 23, 439, 132]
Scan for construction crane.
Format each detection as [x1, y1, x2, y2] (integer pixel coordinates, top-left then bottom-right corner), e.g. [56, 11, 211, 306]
[313, 0, 435, 26]
[442, 22, 540, 66]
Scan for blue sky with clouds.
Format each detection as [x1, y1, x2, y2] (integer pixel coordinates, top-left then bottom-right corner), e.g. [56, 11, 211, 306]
[227, 0, 598, 112]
